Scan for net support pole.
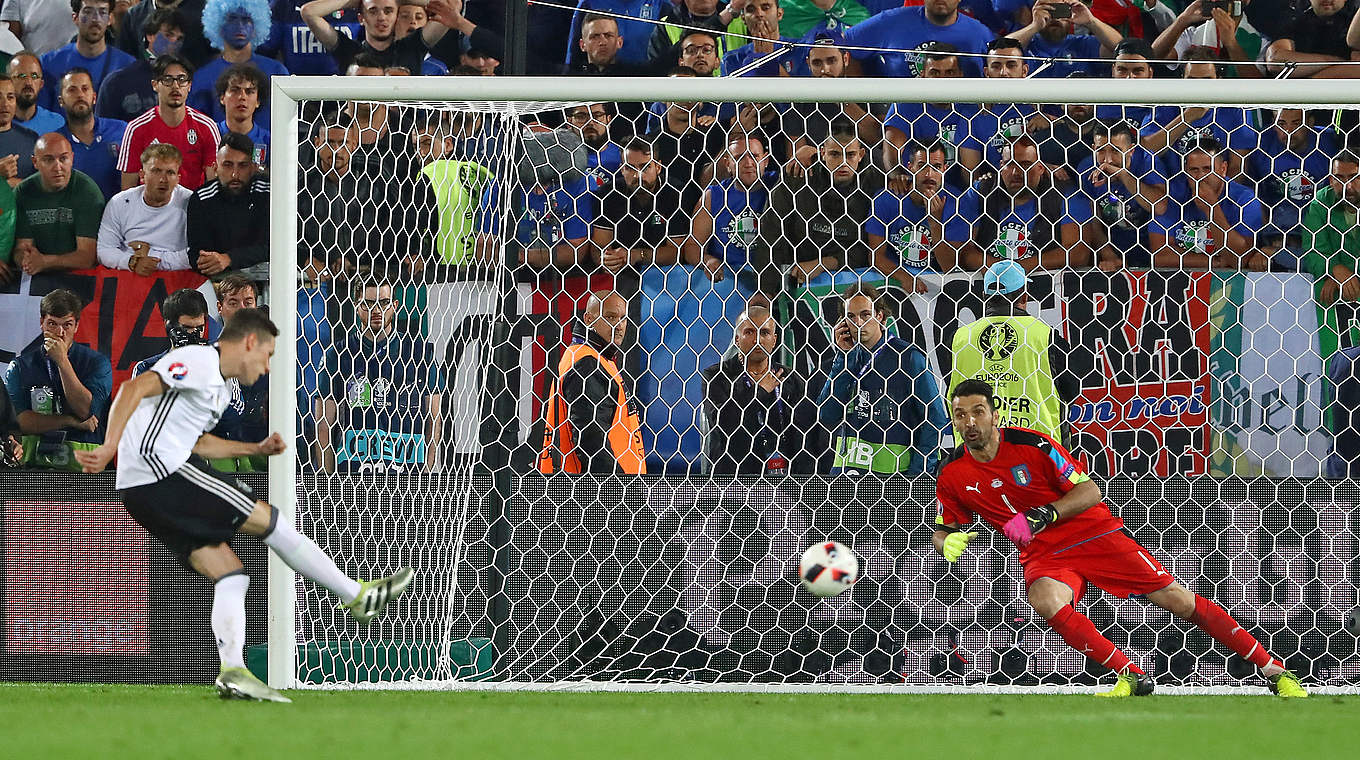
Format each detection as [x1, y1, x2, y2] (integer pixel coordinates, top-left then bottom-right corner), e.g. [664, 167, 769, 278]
[266, 82, 300, 689]
[502, 0, 528, 76]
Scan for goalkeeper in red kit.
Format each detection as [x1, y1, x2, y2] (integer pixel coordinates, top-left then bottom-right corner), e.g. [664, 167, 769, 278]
[933, 379, 1307, 697]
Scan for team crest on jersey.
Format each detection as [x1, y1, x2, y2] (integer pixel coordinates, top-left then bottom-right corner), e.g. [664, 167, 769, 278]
[978, 322, 1019, 361]
[1174, 220, 1215, 254]
[1175, 126, 1214, 154]
[891, 222, 932, 268]
[1011, 464, 1031, 486]
[168, 362, 188, 380]
[993, 223, 1032, 260]
[990, 478, 1003, 488]
[990, 116, 1027, 149]
[722, 208, 760, 250]
[187, 129, 197, 145]
[1279, 168, 1316, 202]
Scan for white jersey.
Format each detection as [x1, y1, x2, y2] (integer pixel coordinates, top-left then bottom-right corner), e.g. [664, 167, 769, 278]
[116, 345, 232, 489]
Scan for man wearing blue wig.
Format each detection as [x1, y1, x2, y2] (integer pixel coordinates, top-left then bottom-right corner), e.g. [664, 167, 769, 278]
[189, 0, 289, 124]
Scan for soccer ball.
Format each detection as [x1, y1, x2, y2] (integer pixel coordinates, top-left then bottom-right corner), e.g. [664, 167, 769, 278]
[799, 541, 859, 598]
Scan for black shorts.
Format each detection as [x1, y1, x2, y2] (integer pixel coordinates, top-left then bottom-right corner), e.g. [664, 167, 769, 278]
[119, 455, 260, 565]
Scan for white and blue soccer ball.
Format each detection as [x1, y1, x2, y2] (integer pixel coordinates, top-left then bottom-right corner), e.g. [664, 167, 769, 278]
[799, 541, 859, 598]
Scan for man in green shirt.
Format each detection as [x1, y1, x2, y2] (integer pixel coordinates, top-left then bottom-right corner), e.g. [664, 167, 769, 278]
[779, 0, 869, 39]
[0, 179, 16, 284]
[10, 133, 105, 276]
[1301, 150, 1360, 434]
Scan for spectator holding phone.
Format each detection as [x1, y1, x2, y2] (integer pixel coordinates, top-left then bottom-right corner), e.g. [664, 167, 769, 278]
[1009, 2, 1124, 79]
[1153, 0, 1263, 78]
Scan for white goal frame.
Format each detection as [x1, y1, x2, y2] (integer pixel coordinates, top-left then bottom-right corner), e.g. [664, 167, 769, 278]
[266, 75, 1359, 692]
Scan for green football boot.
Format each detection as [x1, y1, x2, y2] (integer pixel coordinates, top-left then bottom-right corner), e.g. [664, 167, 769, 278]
[215, 666, 291, 703]
[1094, 670, 1155, 698]
[341, 567, 415, 624]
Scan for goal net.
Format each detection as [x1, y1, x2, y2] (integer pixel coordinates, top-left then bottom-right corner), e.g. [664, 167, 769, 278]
[268, 74, 1360, 691]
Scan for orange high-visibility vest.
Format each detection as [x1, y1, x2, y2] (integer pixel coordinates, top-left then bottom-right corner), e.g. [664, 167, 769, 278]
[538, 342, 646, 474]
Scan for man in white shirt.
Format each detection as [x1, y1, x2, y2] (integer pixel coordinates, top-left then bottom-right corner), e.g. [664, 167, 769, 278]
[97, 142, 192, 272]
[1, 0, 78, 56]
[76, 308, 414, 703]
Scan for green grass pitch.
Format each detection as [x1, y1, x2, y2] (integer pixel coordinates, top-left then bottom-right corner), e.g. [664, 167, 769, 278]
[5, 684, 1357, 759]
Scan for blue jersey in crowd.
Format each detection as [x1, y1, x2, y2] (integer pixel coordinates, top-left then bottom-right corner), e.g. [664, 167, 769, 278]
[1096, 104, 1153, 130]
[704, 172, 777, 271]
[1077, 145, 1166, 267]
[264, 1, 362, 75]
[1151, 177, 1263, 255]
[842, 7, 993, 77]
[1140, 106, 1258, 174]
[189, 54, 290, 124]
[722, 36, 809, 77]
[566, 0, 663, 67]
[972, 103, 1036, 168]
[1026, 33, 1102, 78]
[884, 102, 982, 165]
[866, 188, 958, 274]
[219, 120, 271, 167]
[96, 59, 157, 123]
[60, 117, 128, 200]
[950, 186, 1093, 260]
[326, 330, 442, 474]
[1245, 126, 1338, 236]
[39, 45, 136, 111]
[16, 106, 64, 136]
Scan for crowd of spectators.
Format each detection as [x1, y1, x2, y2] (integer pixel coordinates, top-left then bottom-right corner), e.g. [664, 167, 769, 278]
[2, 0, 1360, 474]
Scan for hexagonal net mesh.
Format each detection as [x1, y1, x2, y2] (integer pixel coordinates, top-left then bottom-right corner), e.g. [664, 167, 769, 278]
[273, 79, 1360, 692]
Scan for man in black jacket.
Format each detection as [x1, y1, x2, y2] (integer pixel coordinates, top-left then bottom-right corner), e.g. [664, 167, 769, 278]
[701, 305, 822, 474]
[751, 119, 882, 296]
[188, 132, 269, 277]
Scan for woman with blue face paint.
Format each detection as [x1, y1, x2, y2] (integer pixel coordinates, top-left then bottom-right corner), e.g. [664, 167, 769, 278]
[188, 0, 289, 123]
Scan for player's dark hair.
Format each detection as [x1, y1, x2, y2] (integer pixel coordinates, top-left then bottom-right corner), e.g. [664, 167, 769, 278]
[952, 379, 996, 409]
[667, 64, 699, 77]
[219, 131, 255, 157]
[1096, 120, 1138, 147]
[162, 288, 208, 323]
[826, 118, 859, 146]
[581, 11, 615, 29]
[623, 137, 654, 156]
[841, 284, 885, 315]
[40, 289, 84, 320]
[60, 66, 93, 89]
[219, 308, 278, 343]
[214, 62, 268, 104]
[1184, 136, 1225, 162]
[987, 36, 1024, 55]
[677, 28, 718, 52]
[351, 278, 394, 300]
[448, 64, 483, 76]
[348, 52, 386, 73]
[905, 140, 948, 166]
[214, 274, 257, 303]
[71, 0, 111, 15]
[152, 53, 193, 79]
[143, 8, 187, 38]
[1334, 150, 1360, 167]
[920, 41, 960, 64]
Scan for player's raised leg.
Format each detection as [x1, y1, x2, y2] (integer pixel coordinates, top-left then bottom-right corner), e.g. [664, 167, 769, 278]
[1145, 582, 1307, 698]
[186, 542, 291, 702]
[1027, 577, 1154, 698]
[239, 502, 414, 624]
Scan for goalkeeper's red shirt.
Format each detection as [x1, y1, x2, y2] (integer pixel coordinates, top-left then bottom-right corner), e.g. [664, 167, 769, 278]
[936, 427, 1124, 563]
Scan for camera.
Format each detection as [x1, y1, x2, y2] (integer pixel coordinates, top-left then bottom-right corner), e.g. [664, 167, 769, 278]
[1202, 0, 1231, 14]
[1049, 2, 1072, 19]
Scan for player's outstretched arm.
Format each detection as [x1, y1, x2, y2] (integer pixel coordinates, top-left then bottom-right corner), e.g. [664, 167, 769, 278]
[192, 432, 286, 460]
[75, 371, 167, 473]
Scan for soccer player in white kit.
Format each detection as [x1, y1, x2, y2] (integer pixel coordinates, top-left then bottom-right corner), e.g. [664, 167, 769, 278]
[77, 309, 413, 703]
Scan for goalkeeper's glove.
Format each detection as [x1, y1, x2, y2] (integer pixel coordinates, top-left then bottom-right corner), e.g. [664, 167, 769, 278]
[1002, 505, 1059, 547]
[940, 531, 978, 563]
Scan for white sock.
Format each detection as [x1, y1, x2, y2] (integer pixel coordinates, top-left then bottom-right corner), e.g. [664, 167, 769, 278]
[212, 573, 249, 669]
[263, 517, 362, 602]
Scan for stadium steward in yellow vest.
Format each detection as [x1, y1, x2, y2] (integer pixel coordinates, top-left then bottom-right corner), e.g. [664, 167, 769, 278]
[949, 261, 1080, 447]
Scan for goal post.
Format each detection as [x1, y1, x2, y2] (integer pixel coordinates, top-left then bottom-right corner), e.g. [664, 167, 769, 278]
[266, 74, 1360, 692]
